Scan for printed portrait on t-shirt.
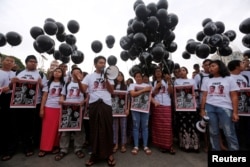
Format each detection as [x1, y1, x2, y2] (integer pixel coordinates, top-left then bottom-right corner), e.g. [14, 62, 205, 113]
[50, 88, 57, 95]
[209, 85, 215, 94]
[92, 78, 106, 90]
[218, 85, 224, 94]
[68, 89, 74, 97]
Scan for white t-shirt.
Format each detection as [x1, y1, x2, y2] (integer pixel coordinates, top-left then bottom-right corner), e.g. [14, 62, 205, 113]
[201, 76, 240, 109]
[128, 83, 151, 92]
[82, 72, 114, 105]
[230, 74, 248, 88]
[153, 80, 171, 106]
[194, 72, 210, 89]
[61, 81, 84, 103]
[174, 78, 197, 89]
[0, 70, 15, 94]
[16, 69, 47, 104]
[42, 81, 64, 108]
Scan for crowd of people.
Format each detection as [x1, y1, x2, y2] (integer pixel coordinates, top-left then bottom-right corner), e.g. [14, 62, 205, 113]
[0, 54, 250, 166]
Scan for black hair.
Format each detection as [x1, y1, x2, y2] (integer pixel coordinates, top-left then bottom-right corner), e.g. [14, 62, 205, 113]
[202, 59, 212, 64]
[133, 71, 142, 78]
[180, 66, 189, 74]
[25, 55, 37, 63]
[209, 59, 230, 78]
[47, 67, 65, 90]
[94, 55, 106, 64]
[227, 60, 241, 71]
[114, 71, 127, 90]
[71, 67, 82, 74]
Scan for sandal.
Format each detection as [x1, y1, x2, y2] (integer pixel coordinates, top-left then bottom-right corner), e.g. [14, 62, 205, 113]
[75, 150, 85, 159]
[131, 147, 139, 155]
[169, 147, 176, 155]
[112, 144, 118, 153]
[55, 152, 67, 161]
[52, 147, 60, 154]
[85, 157, 96, 166]
[1, 155, 12, 161]
[120, 145, 126, 153]
[38, 151, 47, 157]
[25, 151, 34, 157]
[107, 156, 116, 167]
[144, 147, 152, 155]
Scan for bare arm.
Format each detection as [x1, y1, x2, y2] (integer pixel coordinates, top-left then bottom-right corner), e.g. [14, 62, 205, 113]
[40, 92, 48, 118]
[130, 86, 151, 97]
[200, 91, 208, 117]
[105, 79, 114, 94]
[230, 91, 239, 122]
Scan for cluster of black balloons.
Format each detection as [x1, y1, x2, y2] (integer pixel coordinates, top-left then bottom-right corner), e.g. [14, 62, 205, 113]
[239, 18, 250, 58]
[0, 31, 22, 47]
[183, 18, 237, 60]
[119, 0, 177, 77]
[31, 18, 84, 64]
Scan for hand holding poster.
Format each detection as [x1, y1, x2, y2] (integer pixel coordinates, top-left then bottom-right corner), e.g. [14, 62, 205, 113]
[130, 86, 151, 113]
[10, 79, 38, 108]
[59, 102, 82, 131]
[174, 84, 196, 111]
[111, 90, 128, 117]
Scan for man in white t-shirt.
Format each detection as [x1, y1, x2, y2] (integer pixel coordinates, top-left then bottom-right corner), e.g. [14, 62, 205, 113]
[9, 55, 47, 157]
[75, 56, 116, 166]
[0, 56, 16, 161]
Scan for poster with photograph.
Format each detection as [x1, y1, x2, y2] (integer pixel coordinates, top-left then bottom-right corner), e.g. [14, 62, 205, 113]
[59, 102, 82, 131]
[130, 86, 151, 113]
[238, 88, 250, 116]
[10, 79, 38, 108]
[174, 85, 196, 111]
[111, 90, 128, 117]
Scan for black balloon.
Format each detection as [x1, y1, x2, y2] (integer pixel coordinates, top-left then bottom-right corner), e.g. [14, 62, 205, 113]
[196, 31, 205, 41]
[203, 22, 217, 36]
[157, 0, 168, 9]
[243, 50, 250, 58]
[133, 0, 145, 10]
[127, 26, 134, 35]
[43, 22, 58, 35]
[162, 59, 174, 74]
[59, 43, 73, 56]
[166, 13, 178, 29]
[128, 44, 141, 57]
[65, 34, 77, 45]
[224, 30, 236, 41]
[6, 31, 22, 46]
[135, 4, 148, 20]
[163, 31, 175, 44]
[196, 44, 210, 59]
[133, 32, 147, 48]
[91, 40, 103, 53]
[105, 35, 115, 49]
[60, 56, 70, 64]
[208, 34, 223, 47]
[147, 2, 157, 16]
[46, 46, 55, 55]
[129, 65, 141, 77]
[221, 34, 230, 47]
[239, 18, 250, 34]
[71, 50, 84, 64]
[151, 46, 165, 62]
[0, 33, 6, 47]
[146, 16, 159, 32]
[56, 33, 66, 42]
[186, 41, 200, 54]
[131, 19, 145, 33]
[120, 36, 133, 50]
[166, 42, 177, 53]
[107, 55, 117, 66]
[30, 26, 44, 39]
[182, 51, 191, 59]
[202, 18, 212, 27]
[218, 46, 232, 56]
[215, 21, 225, 34]
[156, 9, 168, 25]
[45, 18, 55, 23]
[174, 63, 180, 69]
[55, 22, 65, 35]
[35, 35, 54, 52]
[139, 52, 152, 64]
[67, 20, 80, 34]
[209, 46, 217, 54]
[120, 51, 130, 61]
[33, 41, 44, 53]
[242, 34, 250, 48]
[53, 50, 61, 60]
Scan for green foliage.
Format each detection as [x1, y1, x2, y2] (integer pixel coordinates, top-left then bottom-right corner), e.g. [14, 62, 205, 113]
[0, 53, 25, 70]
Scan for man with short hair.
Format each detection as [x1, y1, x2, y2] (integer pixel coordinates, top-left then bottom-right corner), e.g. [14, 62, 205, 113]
[76, 56, 116, 166]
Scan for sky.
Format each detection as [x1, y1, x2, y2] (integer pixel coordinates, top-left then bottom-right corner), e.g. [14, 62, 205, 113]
[0, 0, 250, 79]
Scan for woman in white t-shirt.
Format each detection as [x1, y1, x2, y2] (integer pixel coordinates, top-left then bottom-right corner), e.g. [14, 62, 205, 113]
[174, 66, 200, 152]
[38, 68, 65, 157]
[201, 59, 240, 151]
[128, 71, 152, 155]
[151, 66, 175, 154]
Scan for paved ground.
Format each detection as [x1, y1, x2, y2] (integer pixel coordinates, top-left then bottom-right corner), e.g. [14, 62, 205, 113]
[0, 142, 207, 167]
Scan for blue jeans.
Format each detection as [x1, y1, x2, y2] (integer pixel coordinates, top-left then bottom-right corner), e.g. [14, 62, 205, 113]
[205, 103, 239, 151]
[131, 110, 149, 148]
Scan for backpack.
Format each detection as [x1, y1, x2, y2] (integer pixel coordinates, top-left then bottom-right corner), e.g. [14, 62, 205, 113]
[242, 74, 249, 87]
[198, 73, 209, 90]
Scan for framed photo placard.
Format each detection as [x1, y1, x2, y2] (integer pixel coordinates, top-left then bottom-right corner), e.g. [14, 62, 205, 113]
[111, 90, 128, 117]
[130, 86, 151, 113]
[174, 84, 196, 111]
[10, 79, 38, 108]
[59, 102, 82, 131]
[238, 88, 250, 116]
